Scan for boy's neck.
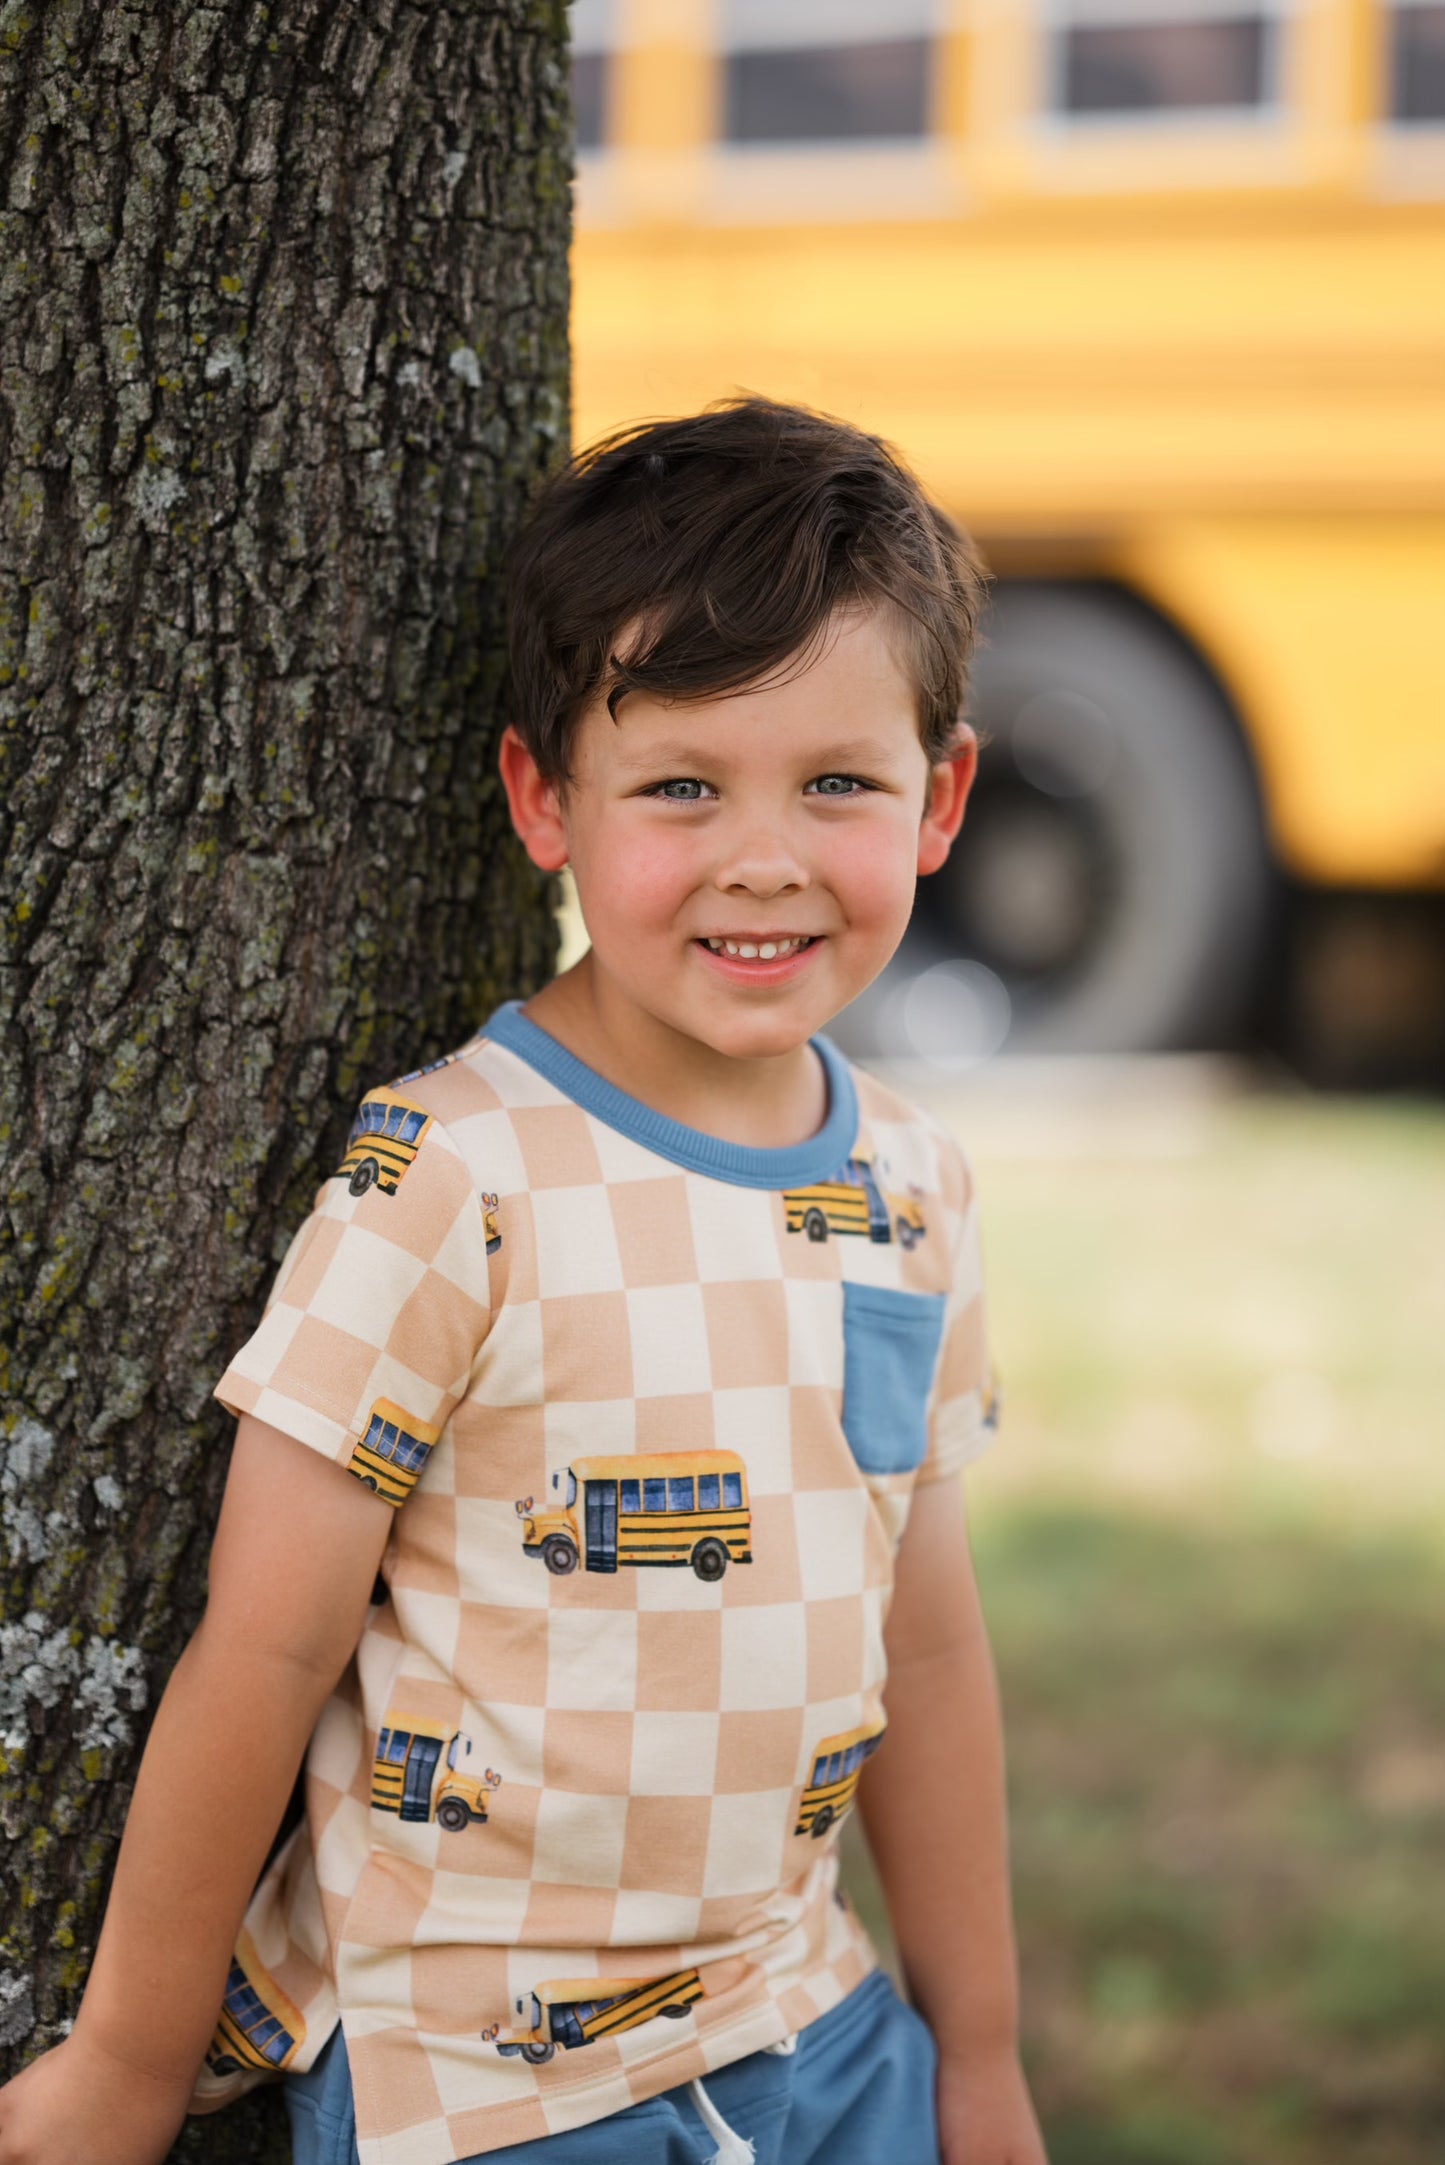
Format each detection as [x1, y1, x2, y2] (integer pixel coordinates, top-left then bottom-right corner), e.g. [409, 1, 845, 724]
[521, 956, 831, 1151]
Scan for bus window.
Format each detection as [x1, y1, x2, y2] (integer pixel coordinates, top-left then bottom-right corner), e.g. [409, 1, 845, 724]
[722, 1472, 743, 1509]
[1051, 5, 1279, 118]
[1390, 0, 1445, 119]
[379, 1729, 409, 1765]
[620, 1478, 641, 1512]
[667, 1477, 695, 1512]
[572, 0, 614, 149]
[721, 0, 934, 145]
[697, 1472, 721, 1509]
[643, 1477, 668, 1511]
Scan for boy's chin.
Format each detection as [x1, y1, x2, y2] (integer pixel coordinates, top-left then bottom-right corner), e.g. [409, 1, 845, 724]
[681, 1003, 837, 1063]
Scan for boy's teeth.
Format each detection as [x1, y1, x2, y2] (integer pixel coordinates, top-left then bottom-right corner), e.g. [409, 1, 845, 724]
[706, 937, 809, 959]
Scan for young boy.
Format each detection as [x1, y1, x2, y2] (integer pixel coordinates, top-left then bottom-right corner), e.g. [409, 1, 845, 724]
[0, 399, 1045, 2165]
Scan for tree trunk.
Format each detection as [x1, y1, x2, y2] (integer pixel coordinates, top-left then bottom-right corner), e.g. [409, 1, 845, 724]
[0, 4, 570, 2154]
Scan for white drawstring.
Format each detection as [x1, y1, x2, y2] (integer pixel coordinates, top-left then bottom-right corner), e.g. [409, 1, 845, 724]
[686, 2032, 796, 2163]
[688, 2076, 756, 2165]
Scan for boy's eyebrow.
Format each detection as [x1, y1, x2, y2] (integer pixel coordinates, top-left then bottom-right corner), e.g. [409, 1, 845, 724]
[611, 733, 907, 772]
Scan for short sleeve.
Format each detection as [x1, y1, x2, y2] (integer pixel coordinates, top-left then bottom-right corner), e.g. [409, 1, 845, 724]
[917, 1137, 999, 1484]
[214, 1092, 494, 1507]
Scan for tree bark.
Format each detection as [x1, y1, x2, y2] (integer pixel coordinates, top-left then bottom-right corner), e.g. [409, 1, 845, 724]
[0, 3, 570, 2154]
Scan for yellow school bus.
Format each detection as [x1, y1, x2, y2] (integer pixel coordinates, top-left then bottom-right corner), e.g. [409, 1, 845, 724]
[335, 1089, 434, 1197]
[517, 1451, 752, 1580]
[372, 1718, 502, 1832]
[205, 1936, 306, 2078]
[795, 1718, 887, 1839]
[484, 1969, 703, 2063]
[784, 1153, 927, 1248]
[346, 1397, 442, 1507]
[571, 0, 1445, 1055]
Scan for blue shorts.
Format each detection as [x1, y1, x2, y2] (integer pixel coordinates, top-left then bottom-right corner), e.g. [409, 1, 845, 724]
[285, 1967, 940, 2165]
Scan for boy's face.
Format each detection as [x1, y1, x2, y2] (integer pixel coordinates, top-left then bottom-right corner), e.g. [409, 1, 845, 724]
[502, 608, 975, 1067]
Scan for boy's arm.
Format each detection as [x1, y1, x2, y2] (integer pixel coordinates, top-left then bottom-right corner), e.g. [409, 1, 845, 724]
[0, 1414, 392, 2165]
[859, 1474, 1047, 2165]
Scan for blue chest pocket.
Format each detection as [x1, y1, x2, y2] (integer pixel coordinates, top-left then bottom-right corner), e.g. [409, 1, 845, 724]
[841, 1282, 948, 1477]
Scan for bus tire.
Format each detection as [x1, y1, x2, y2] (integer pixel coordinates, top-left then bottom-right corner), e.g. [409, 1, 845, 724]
[691, 1538, 729, 1582]
[810, 1806, 835, 1839]
[523, 2042, 555, 2065]
[661, 2004, 692, 2019]
[896, 1218, 917, 1249]
[804, 1208, 828, 1242]
[208, 2054, 241, 2076]
[349, 1157, 379, 1197]
[542, 1534, 578, 1575]
[916, 583, 1273, 1053]
[436, 1799, 471, 1832]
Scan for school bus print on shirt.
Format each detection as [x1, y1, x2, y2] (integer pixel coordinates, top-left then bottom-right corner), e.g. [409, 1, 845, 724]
[482, 1970, 703, 2064]
[205, 1937, 306, 2078]
[333, 1088, 434, 1197]
[783, 1151, 926, 1250]
[346, 1398, 442, 1507]
[372, 1717, 501, 1832]
[516, 1451, 751, 1581]
[795, 1719, 886, 1840]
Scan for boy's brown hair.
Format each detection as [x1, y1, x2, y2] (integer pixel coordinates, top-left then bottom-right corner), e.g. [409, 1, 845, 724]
[506, 395, 989, 781]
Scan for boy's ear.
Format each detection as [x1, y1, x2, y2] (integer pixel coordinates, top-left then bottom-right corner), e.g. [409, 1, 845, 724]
[917, 730, 978, 878]
[499, 726, 570, 873]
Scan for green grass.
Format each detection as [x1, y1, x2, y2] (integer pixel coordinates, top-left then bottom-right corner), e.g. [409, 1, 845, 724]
[847, 1090, 1445, 2165]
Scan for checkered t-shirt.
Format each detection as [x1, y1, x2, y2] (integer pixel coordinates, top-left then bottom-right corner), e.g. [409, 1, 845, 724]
[192, 1003, 998, 2164]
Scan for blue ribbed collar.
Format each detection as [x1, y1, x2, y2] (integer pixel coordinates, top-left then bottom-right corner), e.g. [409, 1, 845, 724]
[480, 1000, 859, 1191]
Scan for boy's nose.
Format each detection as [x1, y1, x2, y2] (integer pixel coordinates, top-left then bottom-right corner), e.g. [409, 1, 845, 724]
[712, 829, 810, 900]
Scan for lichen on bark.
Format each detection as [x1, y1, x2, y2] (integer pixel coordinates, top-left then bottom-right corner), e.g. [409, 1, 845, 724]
[0, 3, 571, 2156]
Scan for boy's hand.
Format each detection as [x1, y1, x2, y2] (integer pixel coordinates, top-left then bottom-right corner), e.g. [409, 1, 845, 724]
[0, 2029, 193, 2165]
[938, 2045, 1049, 2165]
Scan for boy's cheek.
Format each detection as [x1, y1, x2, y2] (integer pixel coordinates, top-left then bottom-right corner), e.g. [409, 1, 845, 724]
[571, 846, 697, 945]
[821, 826, 919, 928]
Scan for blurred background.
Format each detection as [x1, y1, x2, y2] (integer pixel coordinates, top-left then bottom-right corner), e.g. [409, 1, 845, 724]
[563, 4, 1445, 2158]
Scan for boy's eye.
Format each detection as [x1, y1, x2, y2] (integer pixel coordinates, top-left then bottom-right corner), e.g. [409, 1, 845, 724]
[806, 773, 869, 797]
[648, 777, 715, 801]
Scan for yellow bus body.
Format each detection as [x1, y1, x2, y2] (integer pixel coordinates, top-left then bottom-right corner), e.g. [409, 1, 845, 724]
[784, 1180, 878, 1239]
[521, 1450, 752, 1576]
[335, 1088, 434, 1198]
[488, 1970, 705, 2058]
[540, 1969, 704, 2043]
[795, 1718, 887, 1839]
[205, 1932, 306, 2079]
[371, 1716, 498, 1828]
[346, 1397, 442, 1508]
[572, 2, 1445, 892]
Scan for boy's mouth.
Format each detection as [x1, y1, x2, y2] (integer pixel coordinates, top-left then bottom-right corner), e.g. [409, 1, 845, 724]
[699, 935, 816, 961]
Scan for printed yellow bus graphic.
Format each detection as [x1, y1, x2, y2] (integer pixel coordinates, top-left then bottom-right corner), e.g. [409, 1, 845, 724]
[481, 1189, 501, 1255]
[346, 1399, 442, 1507]
[334, 1088, 434, 1197]
[517, 1452, 751, 1582]
[784, 1155, 926, 1250]
[372, 1718, 501, 1832]
[796, 1720, 886, 1840]
[483, 1969, 702, 2063]
[205, 1937, 306, 2078]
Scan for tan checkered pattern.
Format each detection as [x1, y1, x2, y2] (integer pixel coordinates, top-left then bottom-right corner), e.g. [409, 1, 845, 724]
[193, 1034, 995, 2164]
